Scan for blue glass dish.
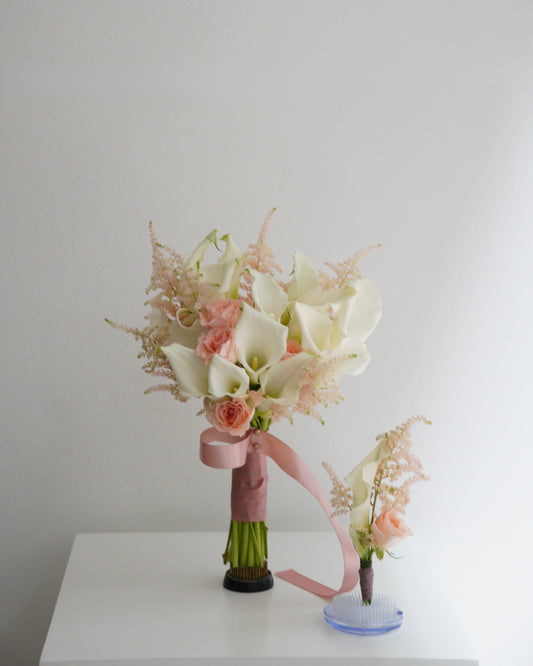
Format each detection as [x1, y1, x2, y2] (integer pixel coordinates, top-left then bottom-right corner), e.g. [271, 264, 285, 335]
[324, 592, 403, 636]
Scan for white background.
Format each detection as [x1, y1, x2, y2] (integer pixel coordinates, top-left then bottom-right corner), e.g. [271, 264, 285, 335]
[1, 2, 532, 664]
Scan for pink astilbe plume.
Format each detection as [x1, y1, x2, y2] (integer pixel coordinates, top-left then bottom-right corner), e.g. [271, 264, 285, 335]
[319, 243, 382, 290]
[322, 462, 353, 516]
[241, 208, 282, 305]
[244, 208, 282, 276]
[372, 415, 431, 516]
[146, 221, 210, 317]
[291, 354, 352, 423]
[106, 222, 213, 402]
[104, 318, 189, 402]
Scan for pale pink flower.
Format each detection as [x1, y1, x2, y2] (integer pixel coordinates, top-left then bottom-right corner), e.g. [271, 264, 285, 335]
[206, 398, 255, 437]
[372, 509, 413, 549]
[195, 327, 237, 365]
[283, 338, 303, 358]
[199, 299, 242, 329]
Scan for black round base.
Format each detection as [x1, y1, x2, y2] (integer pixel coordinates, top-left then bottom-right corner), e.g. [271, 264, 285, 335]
[223, 570, 274, 593]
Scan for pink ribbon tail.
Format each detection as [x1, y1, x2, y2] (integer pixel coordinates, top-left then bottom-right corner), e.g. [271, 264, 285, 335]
[199, 427, 359, 600]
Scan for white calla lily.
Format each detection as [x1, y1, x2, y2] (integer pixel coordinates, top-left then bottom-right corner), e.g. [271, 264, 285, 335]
[287, 252, 321, 301]
[345, 438, 389, 529]
[290, 301, 334, 354]
[207, 355, 250, 398]
[149, 306, 168, 329]
[167, 316, 203, 349]
[303, 284, 356, 309]
[186, 230, 218, 270]
[186, 230, 244, 298]
[325, 339, 371, 378]
[233, 303, 287, 383]
[260, 352, 312, 405]
[335, 278, 382, 342]
[249, 269, 288, 320]
[160, 342, 209, 397]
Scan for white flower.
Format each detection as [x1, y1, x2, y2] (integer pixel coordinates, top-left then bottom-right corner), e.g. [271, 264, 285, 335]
[344, 439, 389, 529]
[160, 342, 250, 398]
[187, 230, 244, 298]
[233, 303, 312, 403]
[249, 252, 382, 377]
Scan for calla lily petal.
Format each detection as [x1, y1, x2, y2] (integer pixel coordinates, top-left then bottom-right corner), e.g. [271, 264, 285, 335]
[234, 303, 287, 381]
[219, 233, 243, 263]
[325, 339, 371, 378]
[304, 284, 356, 309]
[260, 352, 312, 405]
[186, 230, 218, 270]
[287, 252, 320, 301]
[336, 278, 382, 342]
[167, 316, 204, 349]
[201, 261, 238, 294]
[208, 355, 250, 397]
[290, 301, 333, 354]
[250, 269, 288, 320]
[150, 306, 169, 329]
[199, 234, 244, 297]
[345, 438, 389, 529]
[160, 343, 209, 397]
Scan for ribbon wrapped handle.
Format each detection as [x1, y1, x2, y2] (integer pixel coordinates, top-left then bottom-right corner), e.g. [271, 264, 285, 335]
[200, 427, 359, 599]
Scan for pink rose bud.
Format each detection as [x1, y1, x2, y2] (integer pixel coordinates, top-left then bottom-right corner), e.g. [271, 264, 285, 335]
[206, 398, 255, 437]
[195, 327, 237, 365]
[372, 509, 413, 549]
[284, 338, 303, 357]
[199, 299, 242, 329]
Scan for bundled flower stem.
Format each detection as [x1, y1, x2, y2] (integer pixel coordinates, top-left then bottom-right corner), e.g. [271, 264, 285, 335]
[323, 415, 431, 604]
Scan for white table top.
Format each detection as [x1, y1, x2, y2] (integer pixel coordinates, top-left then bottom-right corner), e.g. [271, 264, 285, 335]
[40, 531, 478, 665]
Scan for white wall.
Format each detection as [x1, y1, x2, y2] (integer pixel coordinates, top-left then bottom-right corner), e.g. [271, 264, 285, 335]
[1, 2, 532, 664]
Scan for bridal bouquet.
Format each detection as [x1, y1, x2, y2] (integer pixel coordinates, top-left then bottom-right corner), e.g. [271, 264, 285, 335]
[107, 209, 382, 589]
[323, 415, 431, 603]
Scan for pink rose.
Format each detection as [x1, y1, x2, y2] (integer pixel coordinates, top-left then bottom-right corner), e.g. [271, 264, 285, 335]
[372, 510, 413, 549]
[207, 398, 254, 437]
[199, 299, 242, 329]
[283, 338, 303, 359]
[195, 327, 237, 364]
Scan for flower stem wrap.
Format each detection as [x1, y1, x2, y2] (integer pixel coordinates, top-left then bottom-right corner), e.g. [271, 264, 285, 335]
[200, 427, 360, 599]
[359, 563, 374, 604]
[231, 449, 268, 522]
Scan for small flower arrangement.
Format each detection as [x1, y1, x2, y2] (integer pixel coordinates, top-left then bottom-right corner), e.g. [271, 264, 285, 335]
[323, 415, 431, 604]
[107, 209, 382, 586]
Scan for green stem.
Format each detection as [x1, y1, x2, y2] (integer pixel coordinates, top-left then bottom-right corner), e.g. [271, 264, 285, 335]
[224, 520, 268, 569]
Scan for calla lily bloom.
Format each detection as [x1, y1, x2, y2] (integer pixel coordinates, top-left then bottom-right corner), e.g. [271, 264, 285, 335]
[344, 438, 389, 529]
[248, 253, 382, 375]
[160, 344, 209, 397]
[187, 230, 244, 298]
[233, 303, 288, 384]
[161, 341, 251, 399]
[207, 355, 249, 398]
[259, 351, 312, 405]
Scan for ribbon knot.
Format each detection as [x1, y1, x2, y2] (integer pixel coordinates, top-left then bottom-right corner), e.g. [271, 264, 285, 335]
[199, 427, 359, 599]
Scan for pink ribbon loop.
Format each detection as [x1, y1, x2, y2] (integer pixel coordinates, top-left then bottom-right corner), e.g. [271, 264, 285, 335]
[199, 427, 359, 599]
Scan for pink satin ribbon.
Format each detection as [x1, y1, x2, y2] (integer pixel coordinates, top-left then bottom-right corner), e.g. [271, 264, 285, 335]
[199, 427, 359, 599]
